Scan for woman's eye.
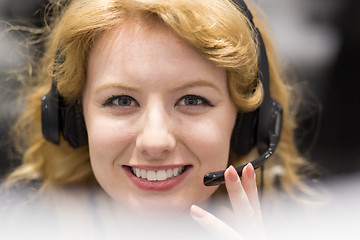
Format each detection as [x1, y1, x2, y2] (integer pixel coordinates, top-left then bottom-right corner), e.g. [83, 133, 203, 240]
[177, 95, 213, 107]
[104, 95, 138, 107]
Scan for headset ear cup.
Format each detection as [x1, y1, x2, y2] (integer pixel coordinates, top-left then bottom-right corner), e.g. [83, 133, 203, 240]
[230, 111, 258, 155]
[41, 83, 60, 144]
[61, 102, 88, 148]
[257, 100, 283, 153]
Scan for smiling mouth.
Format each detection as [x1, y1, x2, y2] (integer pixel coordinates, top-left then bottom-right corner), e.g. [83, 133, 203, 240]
[129, 166, 189, 181]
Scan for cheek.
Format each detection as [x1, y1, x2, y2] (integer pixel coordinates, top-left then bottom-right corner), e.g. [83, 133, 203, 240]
[85, 115, 133, 171]
[85, 116, 136, 198]
[86, 115, 135, 158]
[184, 116, 235, 170]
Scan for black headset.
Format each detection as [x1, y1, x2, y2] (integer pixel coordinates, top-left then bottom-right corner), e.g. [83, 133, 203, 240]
[41, 0, 282, 186]
[41, 49, 87, 148]
[204, 0, 282, 186]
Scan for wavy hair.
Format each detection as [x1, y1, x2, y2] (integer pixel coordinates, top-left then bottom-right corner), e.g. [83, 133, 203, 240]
[6, 0, 312, 199]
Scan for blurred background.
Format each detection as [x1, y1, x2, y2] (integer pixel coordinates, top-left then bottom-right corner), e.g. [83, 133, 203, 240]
[0, 0, 359, 180]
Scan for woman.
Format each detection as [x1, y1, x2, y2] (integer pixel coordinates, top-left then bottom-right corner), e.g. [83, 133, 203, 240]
[2, 0, 311, 239]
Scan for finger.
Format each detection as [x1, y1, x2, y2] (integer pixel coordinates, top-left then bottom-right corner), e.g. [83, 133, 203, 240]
[224, 165, 253, 218]
[191, 205, 245, 240]
[241, 163, 262, 218]
[218, 205, 236, 223]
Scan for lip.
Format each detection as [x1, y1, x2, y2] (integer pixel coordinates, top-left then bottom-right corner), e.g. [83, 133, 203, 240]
[123, 165, 192, 191]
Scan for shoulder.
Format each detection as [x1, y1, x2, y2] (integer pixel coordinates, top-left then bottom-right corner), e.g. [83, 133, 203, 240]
[0, 180, 59, 237]
[0, 179, 45, 218]
[0, 179, 43, 206]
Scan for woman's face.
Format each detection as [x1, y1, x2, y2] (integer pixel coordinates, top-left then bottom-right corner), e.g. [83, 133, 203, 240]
[82, 18, 237, 215]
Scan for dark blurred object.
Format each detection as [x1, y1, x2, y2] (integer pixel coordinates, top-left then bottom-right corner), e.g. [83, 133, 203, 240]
[0, 0, 49, 179]
[311, 0, 360, 176]
[0, 99, 22, 179]
[0, 0, 48, 26]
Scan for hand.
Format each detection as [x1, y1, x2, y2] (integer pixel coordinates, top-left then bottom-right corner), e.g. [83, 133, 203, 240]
[191, 164, 267, 240]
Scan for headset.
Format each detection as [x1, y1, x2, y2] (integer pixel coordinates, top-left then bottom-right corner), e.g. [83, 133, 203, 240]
[41, 49, 87, 148]
[41, 0, 282, 186]
[204, 0, 283, 186]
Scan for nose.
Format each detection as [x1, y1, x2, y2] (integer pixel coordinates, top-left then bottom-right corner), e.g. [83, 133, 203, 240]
[136, 104, 176, 159]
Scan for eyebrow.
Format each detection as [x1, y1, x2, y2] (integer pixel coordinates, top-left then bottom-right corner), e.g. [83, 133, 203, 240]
[95, 83, 140, 94]
[173, 79, 222, 93]
[95, 79, 222, 94]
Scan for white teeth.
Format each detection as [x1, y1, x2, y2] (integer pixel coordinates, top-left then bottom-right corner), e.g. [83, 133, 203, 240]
[135, 168, 141, 178]
[141, 169, 147, 178]
[130, 166, 186, 181]
[147, 171, 157, 181]
[166, 169, 173, 178]
[156, 170, 166, 181]
[173, 167, 180, 177]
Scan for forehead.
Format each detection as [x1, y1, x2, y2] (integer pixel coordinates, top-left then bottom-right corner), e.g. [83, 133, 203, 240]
[86, 16, 226, 90]
[89, 16, 203, 64]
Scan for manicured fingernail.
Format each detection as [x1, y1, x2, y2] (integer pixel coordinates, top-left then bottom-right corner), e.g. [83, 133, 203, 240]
[227, 165, 239, 182]
[244, 163, 256, 179]
[190, 205, 206, 219]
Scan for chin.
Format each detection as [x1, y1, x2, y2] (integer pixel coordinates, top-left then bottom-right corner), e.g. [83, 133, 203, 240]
[123, 197, 192, 218]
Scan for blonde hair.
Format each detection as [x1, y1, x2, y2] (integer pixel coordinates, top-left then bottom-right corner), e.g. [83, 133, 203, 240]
[6, 0, 311, 198]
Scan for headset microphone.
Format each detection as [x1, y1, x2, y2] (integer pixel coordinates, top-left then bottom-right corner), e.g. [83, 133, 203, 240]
[203, 0, 283, 186]
[204, 100, 282, 186]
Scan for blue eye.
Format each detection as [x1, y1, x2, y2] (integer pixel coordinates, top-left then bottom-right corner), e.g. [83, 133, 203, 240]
[177, 95, 213, 107]
[104, 95, 138, 107]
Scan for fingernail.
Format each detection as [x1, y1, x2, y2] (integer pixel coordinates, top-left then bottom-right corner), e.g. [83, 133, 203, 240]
[190, 205, 206, 219]
[227, 165, 239, 182]
[244, 163, 256, 179]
